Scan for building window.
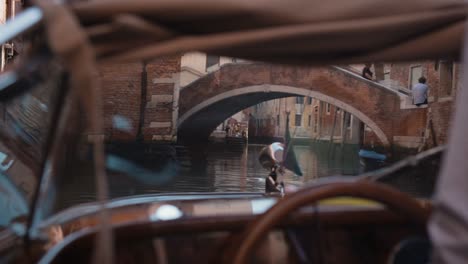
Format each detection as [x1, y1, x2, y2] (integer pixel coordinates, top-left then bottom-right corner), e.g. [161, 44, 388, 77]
[296, 96, 304, 104]
[440, 61, 454, 96]
[295, 114, 302, 127]
[308, 97, 313, 105]
[345, 113, 352, 129]
[276, 114, 280, 126]
[206, 55, 220, 69]
[308, 115, 312, 127]
[326, 103, 331, 114]
[409, 65, 422, 89]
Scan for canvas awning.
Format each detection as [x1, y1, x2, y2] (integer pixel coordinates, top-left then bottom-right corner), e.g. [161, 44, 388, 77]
[48, 0, 468, 64]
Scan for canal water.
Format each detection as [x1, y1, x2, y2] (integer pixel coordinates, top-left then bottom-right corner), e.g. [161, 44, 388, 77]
[107, 142, 365, 198]
[53, 140, 439, 214]
[55, 141, 379, 213]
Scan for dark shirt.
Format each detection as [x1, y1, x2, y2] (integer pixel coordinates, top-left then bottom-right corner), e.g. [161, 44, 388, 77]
[265, 171, 280, 193]
[362, 67, 373, 80]
[265, 176, 280, 193]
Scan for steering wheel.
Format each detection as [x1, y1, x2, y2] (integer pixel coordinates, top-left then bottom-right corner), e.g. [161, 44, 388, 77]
[226, 181, 430, 264]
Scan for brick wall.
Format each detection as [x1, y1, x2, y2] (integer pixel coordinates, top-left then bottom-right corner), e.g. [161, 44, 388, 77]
[318, 104, 342, 138]
[144, 57, 181, 141]
[387, 61, 458, 146]
[100, 56, 181, 142]
[100, 62, 142, 141]
[428, 62, 459, 145]
[363, 129, 380, 148]
[389, 63, 410, 88]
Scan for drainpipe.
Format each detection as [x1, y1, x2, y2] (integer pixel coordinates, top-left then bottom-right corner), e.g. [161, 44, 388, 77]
[137, 61, 147, 142]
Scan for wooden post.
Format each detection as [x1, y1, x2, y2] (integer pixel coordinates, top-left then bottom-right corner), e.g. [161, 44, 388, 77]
[341, 112, 350, 174]
[341, 112, 350, 149]
[328, 108, 338, 159]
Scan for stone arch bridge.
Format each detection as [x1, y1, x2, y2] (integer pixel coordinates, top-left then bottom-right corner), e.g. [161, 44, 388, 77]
[177, 63, 427, 148]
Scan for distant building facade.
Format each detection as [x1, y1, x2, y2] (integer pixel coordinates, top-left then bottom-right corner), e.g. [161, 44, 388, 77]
[248, 96, 364, 145]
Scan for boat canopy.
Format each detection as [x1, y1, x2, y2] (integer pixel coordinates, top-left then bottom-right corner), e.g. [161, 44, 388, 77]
[35, 0, 468, 63]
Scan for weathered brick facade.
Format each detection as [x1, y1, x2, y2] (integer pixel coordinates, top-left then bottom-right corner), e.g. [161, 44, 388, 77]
[250, 97, 378, 146]
[389, 61, 459, 147]
[427, 62, 459, 146]
[100, 56, 181, 142]
[144, 57, 181, 141]
[101, 62, 142, 140]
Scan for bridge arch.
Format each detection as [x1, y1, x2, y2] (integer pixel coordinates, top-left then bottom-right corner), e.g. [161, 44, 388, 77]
[177, 63, 427, 147]
[178, 84, 389, 145]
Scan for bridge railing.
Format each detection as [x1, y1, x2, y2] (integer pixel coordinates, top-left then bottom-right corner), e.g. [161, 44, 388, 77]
[332, 66, 411, 96]
[378, 79, 412, 94]
[181, 60, 412, 98]
[218, 62, 412, 97]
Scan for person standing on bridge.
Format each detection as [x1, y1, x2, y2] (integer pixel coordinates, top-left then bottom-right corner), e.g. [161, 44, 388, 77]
[412, 76, 428, 106]
[362, 63, 373, 80]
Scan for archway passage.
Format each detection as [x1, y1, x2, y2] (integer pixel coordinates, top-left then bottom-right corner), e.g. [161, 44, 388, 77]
[178, 63, 427, 146]
[178, 91, 286, 143]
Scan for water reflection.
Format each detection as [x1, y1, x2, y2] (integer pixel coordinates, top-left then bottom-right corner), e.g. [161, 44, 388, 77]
[150, 142, 361, 194]
[56, 142, 364, 211]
